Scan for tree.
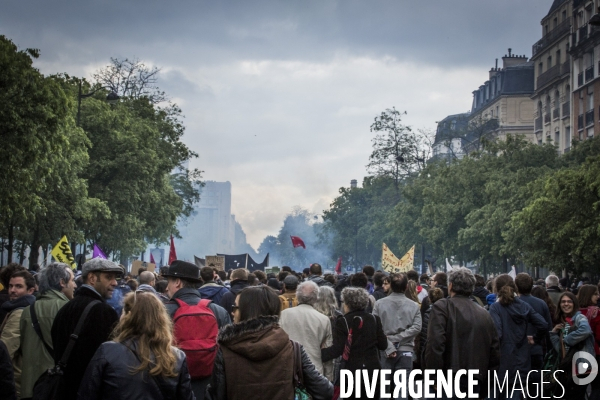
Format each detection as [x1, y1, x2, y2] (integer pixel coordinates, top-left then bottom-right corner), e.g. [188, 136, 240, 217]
[92, 57, 167, 104]
[366, 108, 433, 188]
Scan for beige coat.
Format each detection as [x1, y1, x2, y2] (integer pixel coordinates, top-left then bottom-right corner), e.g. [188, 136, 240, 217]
[0, 308, 24, 397]
[279, 303, 333, 378]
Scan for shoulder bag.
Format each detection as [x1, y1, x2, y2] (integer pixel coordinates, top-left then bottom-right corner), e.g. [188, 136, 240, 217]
[291, 340, 312, 400]
[32, 300, 100, 400]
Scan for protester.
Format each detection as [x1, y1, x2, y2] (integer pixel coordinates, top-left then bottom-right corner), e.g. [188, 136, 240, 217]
[514, 273, 553, 373]
[307, 263, 333, 287]
[137, 271, 158, 295]
[0, 270, 36, 397]
[419, 287, 444, 367]
[362, 265, 375, 294]
[266, 277, 281, 292]
[372, 272, 387, 300]
[349, 272, 376, 312]
[418, 273, 430, 302]
[279, 274, 299, 310]
[322, 287, 388, 399]
[19, 263, 75, 399]
[382, 275, 391, 296]
[78, 292, 194, 399]
[405, 280, 421, 305]
[373, 273, 421, 400]
[280, 281, 333, 377]
[472, 274, 489, 305]
[219, 268, 250, 316]
[205, 285, 333, 400]
[0, 263, 27, 319]
[577, 284, 600, 400]
[420, 272, 448, 320]
[106, 276, 131, 316]
[314, 285, 342, 324]
[198, 266, 229, 304]
[164, 260, 230, 399]
[50, 258, 122, 400]
[424, 267, 499, 398]
[550, 292, 595, 399]
[247, 273, 258, 286]
[489, 274, 548, 400]
[546, 274, 562, 306]
[531, 285, 558, 325]
[0, 340, 16, 400]
[406, 270, 423, 301]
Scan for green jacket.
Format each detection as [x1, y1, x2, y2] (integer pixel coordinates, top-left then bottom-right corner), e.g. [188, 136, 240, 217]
[19, 289, 69, 399]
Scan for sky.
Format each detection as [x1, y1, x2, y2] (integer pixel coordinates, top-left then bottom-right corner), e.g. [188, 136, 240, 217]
[2, 0, 551, 249]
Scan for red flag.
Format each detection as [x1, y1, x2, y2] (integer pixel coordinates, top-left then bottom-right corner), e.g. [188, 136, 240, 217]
[150, 252, 156, 264]
[169, 235, 177, 265]
[290, 235, 306, 249]
[335, 257, 342, 274]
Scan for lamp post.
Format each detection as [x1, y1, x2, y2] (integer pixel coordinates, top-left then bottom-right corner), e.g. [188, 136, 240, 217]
[76, 80, 120, 126]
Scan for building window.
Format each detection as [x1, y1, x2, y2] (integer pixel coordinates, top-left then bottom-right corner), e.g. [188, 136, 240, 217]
[565, 127, 571, 149]
[547, 56, 552, 68]
[562, 10, 567, 22]
[556, 50, 561, 65]
[539, 63, 543, 75]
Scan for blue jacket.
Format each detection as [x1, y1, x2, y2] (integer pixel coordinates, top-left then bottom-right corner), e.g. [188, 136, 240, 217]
[550, 311, 595, 366]
[199, 282, 229, 305]
[519, 294, 553, 356]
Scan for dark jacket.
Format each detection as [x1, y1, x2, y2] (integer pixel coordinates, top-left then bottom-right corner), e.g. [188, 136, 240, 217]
[372, 286, 386, 301]
[307, 275, 334, 288]
[165, 287, 231, 328]
[77, 339, 194, 400]
[489, 297, 548, 383]
[472, 286, 490, 304]
[51, 286, 119, 400]
[206, 316, 332, 400]
[0, 294, 36, 327]
[199, 282, 229, 305]
[0, 340, 16, 400]
[420, 304, 432, 365]
[519, 294, 553, 356]
[424, 296, 500, 396]
[218, 280, 249, 316]
[322, 310, 387, 371]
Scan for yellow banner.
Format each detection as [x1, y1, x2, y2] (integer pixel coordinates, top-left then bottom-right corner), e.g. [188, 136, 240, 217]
[382, 243, 415, 273]
[51, 235, 77, 270]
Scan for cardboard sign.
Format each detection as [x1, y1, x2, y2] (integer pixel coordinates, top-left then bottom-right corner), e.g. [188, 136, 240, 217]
[382, 243, 415, 273]
[131, 260, 156, 276]
[205, 256, 225, 271]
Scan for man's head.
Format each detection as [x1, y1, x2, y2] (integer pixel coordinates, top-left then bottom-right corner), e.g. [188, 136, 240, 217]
[432, 272, 448, 287]
[254, 270, 267, 284]
[515, 273, 534, 295]
[309, 263, 322, 276]
[448, 267, 475, 297]
[406, 270, 419, 283]
[38, 263, 76, 299]
[278, 271, 290, 282]
[139, 271, 156, 286]
[8, 271, 36, 300]
[350, 272, 368, 289]
[217, 270, 227, 282]
[82, 259, 123, 299]
[283, 275, 299, 292]
[281, 266, 292, 273]
[362, 265, 375, 278]
[389, 273, 408, 294]
[137, 266, 147, 276]
[155, 280, 168, 294]
[373, 272, 386, 288]
[546, 274, 559, 288]
[230, 268, 248, 282]
[296, 281, 319, 306]
[302, 268, 310, 279]
[419, 273, 431, 285]
[0, 263, 26, 289]
[163, 260, 201, 298]
[200, 266, 215, 283]
[474, 274, 486, 288]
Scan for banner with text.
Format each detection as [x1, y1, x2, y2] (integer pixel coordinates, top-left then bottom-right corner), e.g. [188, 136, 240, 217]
[382, 243, 415, 273]
[51, 235, 77, 270]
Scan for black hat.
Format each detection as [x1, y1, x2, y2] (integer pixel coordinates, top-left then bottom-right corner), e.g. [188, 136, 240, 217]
[162, 260, 201, 282]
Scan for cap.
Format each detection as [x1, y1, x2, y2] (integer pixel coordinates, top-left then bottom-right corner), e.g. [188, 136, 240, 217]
[82, 259, 124, 277]
[283, 275, 299, 287]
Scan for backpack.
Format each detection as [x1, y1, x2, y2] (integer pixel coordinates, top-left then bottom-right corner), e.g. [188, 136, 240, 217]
[172, 299, 219, 379]
[280, 294, 298, 311]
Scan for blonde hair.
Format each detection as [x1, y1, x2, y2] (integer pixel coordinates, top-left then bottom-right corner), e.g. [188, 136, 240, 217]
[406, 280, 420, 304]
[113, 292, 177, 377]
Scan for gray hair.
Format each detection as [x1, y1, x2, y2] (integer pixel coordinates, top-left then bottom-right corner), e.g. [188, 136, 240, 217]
[545, 274, 559, 288]
[341, 287, 369, 312]
[296, 281, 319, 306]
[448, 267, 475, 296]
[38, 263, 73, 293]
[314, 286, 339, 319]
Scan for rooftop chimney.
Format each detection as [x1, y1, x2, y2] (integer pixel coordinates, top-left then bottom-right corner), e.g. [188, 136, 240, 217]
[350, 179, 357, 189]
[502, 48, 528, 68]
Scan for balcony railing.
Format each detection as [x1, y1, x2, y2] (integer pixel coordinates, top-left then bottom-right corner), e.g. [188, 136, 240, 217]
[537, 64, 560, 89]
[580, 24, 589, 42]
[561, 60, 570, 75]
[562, 101, 570, 119]
[578, 114, 584, 130]
[586, 109, 594, 126]
[535, 117, 543, 132]
[578, 73, 584, 86]
[586, 66, 594, 82]
[553, 108, 560, 120]
[532, 18, 572, 57]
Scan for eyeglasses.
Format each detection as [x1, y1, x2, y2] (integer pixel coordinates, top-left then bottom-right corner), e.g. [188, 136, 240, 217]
[560, 300, 574, 304]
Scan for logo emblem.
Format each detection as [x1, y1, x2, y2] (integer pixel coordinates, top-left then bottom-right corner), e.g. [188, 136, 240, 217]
[572, 351, 598, 386]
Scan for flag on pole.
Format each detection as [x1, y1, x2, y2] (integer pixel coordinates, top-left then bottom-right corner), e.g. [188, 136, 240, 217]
[51, 236, 77, 270]
[92, 244, 108, 259]
[290, 236, 306, 249]
[150, 252, 156, 264]
[169, 235, 177, 265]
[335, 257, 342, 274]
[445, 258, 454, 272]
[508, 265, 517, 279]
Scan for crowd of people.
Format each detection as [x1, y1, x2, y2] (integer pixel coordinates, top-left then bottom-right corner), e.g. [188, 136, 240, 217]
[0, 258, 598, 400]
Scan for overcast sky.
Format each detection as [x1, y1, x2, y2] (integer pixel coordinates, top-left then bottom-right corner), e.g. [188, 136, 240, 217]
[2, 0, 551, 248]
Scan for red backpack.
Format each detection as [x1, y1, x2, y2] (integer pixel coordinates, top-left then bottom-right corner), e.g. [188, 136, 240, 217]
[172, 299, 219, 379]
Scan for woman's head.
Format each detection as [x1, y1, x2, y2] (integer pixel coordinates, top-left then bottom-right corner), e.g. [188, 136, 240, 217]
[235, 286, 281, 323]
[314, 286, 338, 319]
[577, 284, 599, 308]
[405, 281, 419, 303]
[531, 285, 556, 317]
[494, 274, 517, 306]
[341, 287, 369, 312]
[382, 276, 391, 294]
[115, 292, 176, 377]
[557, 292, 579, 320]
[428, 287, 444, 304]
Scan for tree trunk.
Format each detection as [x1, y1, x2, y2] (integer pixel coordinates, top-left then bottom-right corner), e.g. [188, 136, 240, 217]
[7, 224, 14, 263]
[18, 241, 26, 266]
[502, 256, 509, 273]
